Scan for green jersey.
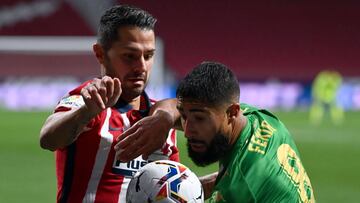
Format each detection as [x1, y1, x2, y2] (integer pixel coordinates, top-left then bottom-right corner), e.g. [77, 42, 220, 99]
[209, 104, 315, 203]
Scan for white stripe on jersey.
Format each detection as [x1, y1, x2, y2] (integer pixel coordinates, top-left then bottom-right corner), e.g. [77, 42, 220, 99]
[118, 177, 131, 203]
[164, 129, 176, 156]
[120, 113, 131, 131]
[83, 108, 113, 203]
[117, 113, 131, 202]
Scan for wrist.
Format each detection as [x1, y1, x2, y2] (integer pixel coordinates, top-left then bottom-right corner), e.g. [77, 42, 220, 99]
[78, 105, 98, 124]
[153, 109, 175, 129]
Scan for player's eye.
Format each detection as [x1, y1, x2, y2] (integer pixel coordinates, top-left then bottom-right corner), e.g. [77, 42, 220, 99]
[144, 53, 154, 61]
[123, 53, 137, 61]
[194, 116, 205, 122]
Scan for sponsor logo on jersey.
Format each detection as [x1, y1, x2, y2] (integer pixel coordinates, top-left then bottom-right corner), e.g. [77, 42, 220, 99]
[112, 156, 148, 177]
[112, 151, 169, 177]
[57, 95, 85, 108]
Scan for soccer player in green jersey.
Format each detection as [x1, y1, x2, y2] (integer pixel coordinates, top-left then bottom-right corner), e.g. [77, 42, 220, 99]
[175, 61, 315, 202]
[116, 61, 315, 202]
[309, 70, 344, 125]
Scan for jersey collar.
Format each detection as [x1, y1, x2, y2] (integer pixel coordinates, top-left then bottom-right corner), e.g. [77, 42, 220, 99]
[114, 91, 152, 116]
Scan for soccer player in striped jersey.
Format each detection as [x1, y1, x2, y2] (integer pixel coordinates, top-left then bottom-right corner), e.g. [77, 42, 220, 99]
[39, 5, 179, 203]
[175, 62, 315, 202]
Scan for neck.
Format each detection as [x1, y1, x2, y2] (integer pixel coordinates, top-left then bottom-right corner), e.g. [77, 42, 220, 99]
[121, 94, 142, 110]
[228, 113, 247, 146]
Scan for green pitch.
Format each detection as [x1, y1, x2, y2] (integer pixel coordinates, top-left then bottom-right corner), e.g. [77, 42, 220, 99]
[0, 109, 359, 202]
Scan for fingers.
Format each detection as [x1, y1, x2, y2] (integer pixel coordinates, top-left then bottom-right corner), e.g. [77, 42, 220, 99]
[88, 83, 106, 109]
[117, 138, 148, 162]
[114, 126, 141, 151]
[81, 76, 121, 110]
[126, 143, 147, 161]
[141, 153, 150, 160]
[114, 126, 147, 162]
[114, 115, 171, 162]
[116, 123, 139, 142]
[93, 81, 108, 106]
[103, 76, 114, 99]
[108, 78, 121, 106]
[81, 88, 92, 100]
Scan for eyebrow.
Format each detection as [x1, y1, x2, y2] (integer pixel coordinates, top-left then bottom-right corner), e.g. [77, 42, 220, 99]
[176, 106, 207, 113]
[123, 46, 155, 53]
[189, 109, 206, 113]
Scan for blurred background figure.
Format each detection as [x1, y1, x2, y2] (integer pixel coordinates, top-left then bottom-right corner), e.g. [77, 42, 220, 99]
[310, 70, 344, 125]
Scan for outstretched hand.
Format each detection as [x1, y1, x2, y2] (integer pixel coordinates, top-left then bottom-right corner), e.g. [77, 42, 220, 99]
[80, 76, 122, 117]
[114, 110, 174, 162]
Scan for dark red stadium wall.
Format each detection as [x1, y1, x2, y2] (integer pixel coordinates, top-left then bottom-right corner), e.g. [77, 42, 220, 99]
[0, 53, 98, 78]
[0, 1, 96, 78]
[119, 0, 360, 81]
[0, 1, 93, 36]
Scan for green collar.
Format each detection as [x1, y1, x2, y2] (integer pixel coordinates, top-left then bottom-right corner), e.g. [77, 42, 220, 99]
[218, 116, 252, 180]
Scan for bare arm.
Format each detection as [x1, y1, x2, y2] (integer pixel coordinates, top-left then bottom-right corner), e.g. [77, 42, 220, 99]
[40, 106, 95, 151]
[149, 98, 182, 130]
[39, 76, 121, 151]
[199, 172, 218, 200]
[115, 98, 182, 162]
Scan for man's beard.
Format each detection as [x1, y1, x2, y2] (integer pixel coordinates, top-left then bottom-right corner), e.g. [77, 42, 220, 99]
[187, 133, 232, 167]
[121, 85, 144, 99]
[103, 57, 147, 99]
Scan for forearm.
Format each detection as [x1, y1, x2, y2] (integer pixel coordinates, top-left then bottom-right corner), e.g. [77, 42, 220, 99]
[150, 98, 182, 130]
[39, 106, 95, 151]
[199, 172, 218, 199]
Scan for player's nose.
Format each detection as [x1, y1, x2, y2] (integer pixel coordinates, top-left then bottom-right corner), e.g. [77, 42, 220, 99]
[183, 120, 197, 139]
[133, 56, 147, 73]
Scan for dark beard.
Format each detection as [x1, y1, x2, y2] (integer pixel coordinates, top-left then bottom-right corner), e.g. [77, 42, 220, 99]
[187, 133, 232, 167]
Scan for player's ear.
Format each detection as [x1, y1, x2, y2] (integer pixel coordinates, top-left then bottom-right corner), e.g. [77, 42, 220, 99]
[93, 43, 105, 64]
[226, 103, 240, 123]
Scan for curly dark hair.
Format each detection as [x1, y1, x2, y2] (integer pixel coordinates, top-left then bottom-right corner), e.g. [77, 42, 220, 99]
[176, 61, 240, 107]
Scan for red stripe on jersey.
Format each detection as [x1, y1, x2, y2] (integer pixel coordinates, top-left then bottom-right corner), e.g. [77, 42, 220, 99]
[93, 109, 125, 202]
[64, 113, 105, 202]
[56, 148, 67, 202]
[164, 130, 180, 162]
[69, 80, 91, 95]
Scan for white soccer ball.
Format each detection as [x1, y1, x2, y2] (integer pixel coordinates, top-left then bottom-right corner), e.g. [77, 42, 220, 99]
[126, 160, 204, 203]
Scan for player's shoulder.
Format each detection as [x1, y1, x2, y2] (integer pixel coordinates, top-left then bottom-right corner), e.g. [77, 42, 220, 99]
[232, 109, 286, 164]
[68, 80, 92, 95]
[54, 80, 92, 112]
[241, 103, 280, 125]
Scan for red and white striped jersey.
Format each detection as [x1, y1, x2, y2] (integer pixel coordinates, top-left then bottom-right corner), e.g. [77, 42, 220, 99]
[54, 81, 179, 203]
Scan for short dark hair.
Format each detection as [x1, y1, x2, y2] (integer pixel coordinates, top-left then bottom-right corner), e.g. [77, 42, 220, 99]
[176, 61, 240, 107]
[98, 5, 157, 51]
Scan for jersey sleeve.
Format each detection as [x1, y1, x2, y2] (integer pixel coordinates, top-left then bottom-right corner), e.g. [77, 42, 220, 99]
[53, 80, 98, 129]
[54, 80, 91, 113]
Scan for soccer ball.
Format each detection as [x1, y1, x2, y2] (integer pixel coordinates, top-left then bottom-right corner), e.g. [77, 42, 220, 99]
[126, 160, 204, 203]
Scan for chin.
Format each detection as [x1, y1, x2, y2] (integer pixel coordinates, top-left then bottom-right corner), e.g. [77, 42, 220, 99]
[187, 144, 217, 167]
[187, 133, 232, 167]
[123, 88, 144, 100]
[133, 86, 144, 95]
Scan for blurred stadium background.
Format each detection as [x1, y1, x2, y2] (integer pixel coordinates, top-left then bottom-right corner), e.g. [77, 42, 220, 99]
[0, 0, 359, 202]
